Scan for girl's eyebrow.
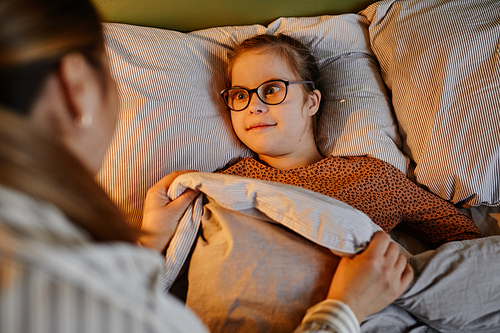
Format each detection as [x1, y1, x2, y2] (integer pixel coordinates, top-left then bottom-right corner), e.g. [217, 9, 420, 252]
[231, 77, 287, 89]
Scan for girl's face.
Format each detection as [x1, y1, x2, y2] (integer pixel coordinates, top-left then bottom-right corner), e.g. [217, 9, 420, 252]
[230, 50, 320, 163]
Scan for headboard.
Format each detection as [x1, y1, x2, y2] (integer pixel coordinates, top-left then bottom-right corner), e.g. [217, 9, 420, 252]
[90, 0, 378, 31]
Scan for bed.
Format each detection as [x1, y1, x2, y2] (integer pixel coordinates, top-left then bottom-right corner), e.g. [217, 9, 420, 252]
[93, 0, 500, 332]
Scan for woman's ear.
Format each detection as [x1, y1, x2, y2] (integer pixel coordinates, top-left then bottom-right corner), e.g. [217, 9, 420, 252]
[29, 51, 115, 174]
[29, 52, 100, 136]
[306, 89, 322, 116]
[58, 52, 101, 127]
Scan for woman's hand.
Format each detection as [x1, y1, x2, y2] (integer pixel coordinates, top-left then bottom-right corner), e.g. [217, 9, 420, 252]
[327, 231, 414, 323]
[138, 170, 199, 252]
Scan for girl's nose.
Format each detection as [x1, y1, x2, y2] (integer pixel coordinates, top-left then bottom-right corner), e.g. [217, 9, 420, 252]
[247, 91, 267, 114]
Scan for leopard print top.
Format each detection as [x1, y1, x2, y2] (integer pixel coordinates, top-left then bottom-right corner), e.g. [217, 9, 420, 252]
[219, 156, 482, 246]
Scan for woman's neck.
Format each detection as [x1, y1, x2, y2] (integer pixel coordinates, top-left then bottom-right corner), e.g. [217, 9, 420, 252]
[257, 148, 324, 170]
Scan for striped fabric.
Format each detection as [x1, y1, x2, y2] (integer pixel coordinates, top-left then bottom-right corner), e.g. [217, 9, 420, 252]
[0, 185, 364, 333]
[97, 14, 408, 227]
[0, 186, 209, 333]
[162, 172, 381, 291]
[296, 300, 361, 333]
[361, 0, 500, 206]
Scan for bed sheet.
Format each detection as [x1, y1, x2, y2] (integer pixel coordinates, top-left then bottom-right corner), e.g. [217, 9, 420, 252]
[165, 173, 500, 333]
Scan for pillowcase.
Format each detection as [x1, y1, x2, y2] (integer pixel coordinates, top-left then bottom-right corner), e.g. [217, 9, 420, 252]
[361, 0, 500, 207]
[98, 15, 407, 227]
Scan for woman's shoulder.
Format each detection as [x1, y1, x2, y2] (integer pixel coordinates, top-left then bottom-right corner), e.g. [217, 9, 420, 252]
[0, 185, 90, 244]
[0, 185, 157, 284]
[0, 186, 208, 333]
[0, 239, 206, 332]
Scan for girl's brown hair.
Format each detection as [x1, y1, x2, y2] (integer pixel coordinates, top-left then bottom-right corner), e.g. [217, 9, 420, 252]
[227, 34, 321, 98]
[0, 0, 140, 243]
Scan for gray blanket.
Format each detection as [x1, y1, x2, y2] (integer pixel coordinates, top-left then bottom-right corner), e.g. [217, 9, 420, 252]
[362, 236, 500, 333]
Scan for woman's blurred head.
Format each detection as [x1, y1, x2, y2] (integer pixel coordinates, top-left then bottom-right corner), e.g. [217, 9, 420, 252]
[0, 0, 119, 173]
[0, 0, 138, 243]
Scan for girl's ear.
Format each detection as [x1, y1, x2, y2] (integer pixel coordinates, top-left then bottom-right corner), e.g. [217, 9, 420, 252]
[306, 89, 321, 116]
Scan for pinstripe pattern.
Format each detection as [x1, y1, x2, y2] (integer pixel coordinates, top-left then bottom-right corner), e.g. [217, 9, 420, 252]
[0, 186, 209, 333]
[362, 0, 500, 206]
[162, 172, 381, 291]
[97, 15, 407, 227]
[162, 194, 203, 289]
[298, 300, 360, 333]
[1, 185, 365, 333]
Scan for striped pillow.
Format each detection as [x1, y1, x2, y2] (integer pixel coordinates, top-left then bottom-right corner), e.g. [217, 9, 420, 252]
[97, 15, 407, 227]
[362, 0, 500, 206]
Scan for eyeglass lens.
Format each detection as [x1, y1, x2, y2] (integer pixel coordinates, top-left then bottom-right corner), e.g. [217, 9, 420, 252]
[224, 80, 287, 111]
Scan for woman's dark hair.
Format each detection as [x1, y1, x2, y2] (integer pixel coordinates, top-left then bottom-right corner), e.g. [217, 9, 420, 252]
[0, 0, 141, 243]
[0, 0, 104, 114]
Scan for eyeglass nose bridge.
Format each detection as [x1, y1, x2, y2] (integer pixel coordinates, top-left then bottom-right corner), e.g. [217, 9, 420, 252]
[245, 87, 270, 111]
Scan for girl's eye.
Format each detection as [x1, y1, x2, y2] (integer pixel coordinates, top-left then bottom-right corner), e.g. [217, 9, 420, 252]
[232, 91, 248, 101]
[264, 85, 281, 95]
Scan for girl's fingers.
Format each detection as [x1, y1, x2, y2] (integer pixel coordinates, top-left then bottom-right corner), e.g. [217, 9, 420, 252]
[153, 170, 198, 193]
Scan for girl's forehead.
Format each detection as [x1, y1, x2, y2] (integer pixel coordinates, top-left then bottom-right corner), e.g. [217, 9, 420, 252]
[231, 50, 297, 86]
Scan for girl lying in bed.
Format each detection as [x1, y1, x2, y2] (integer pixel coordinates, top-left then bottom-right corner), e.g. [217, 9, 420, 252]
[218, 33, 481, 247]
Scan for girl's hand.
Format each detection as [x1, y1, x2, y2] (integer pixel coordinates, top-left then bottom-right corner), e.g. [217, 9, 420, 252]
[138, 170, 199, 252]
[327, 231, 414, 323]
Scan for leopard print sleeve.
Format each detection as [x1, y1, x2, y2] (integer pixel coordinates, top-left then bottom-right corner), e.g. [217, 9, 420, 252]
[382, 162, 482, 246]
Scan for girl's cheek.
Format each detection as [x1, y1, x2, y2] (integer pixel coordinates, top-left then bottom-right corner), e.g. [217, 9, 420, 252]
[231, 114, 243, 130]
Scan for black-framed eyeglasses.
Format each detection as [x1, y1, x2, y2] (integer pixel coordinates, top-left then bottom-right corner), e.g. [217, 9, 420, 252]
[220, 79, 315, 112]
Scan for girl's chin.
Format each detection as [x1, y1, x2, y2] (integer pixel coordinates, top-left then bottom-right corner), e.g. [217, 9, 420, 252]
[242, 137, 285, 156]
[250, 147, 283, 157]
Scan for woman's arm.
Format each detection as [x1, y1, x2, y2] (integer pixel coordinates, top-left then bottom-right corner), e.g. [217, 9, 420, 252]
[294, 300, 360, 333]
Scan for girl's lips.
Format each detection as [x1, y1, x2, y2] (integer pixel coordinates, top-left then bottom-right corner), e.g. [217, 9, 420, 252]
[247, 123, 276, 130]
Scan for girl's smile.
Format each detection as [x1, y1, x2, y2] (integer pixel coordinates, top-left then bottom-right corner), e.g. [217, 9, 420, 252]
[247, 122, 277, 131]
